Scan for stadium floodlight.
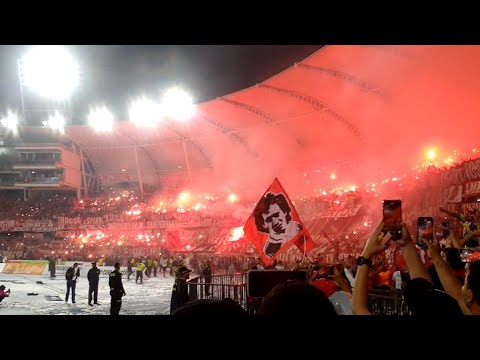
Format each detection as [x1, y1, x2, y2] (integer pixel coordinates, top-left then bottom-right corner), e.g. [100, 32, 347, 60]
[0, 110, 19, 134]
[43, 111, 65, 134]
[128, 98, 160, 127]
[160, 87, 195, 121]
[21, 45, 80, 101]
[88, 106, 114, 132]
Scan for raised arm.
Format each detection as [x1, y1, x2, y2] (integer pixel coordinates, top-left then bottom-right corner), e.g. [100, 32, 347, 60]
[425, 237, 470, 314]
[439, 207, 462, 220]
[330, 265, 352, 294]
[455, 230, 480, 249]
[397, 224, 432, 283]
[449, 232, 464, 249]
[352, 222, 389, 315]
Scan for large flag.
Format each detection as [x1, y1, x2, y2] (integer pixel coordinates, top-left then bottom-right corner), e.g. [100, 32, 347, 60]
[243, 178, 315, 267]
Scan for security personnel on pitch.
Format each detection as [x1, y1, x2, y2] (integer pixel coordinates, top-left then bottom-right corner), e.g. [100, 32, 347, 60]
[109, 262, 126, 315]
[136, 261, 146, 284]
[170, 266, 191, 314]
[87, 261, 101, 306]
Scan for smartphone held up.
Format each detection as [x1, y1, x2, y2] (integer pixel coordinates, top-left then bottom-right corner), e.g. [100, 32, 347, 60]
[442, 221, 450, 238]
[461, 248, 475, 262]
[417, 217, 434, 249]
[383, 200, 402, 241]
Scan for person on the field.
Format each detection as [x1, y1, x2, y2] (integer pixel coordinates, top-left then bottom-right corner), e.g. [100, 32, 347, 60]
[65, 263, 80, 303]
[170, 266, 191, 314]
[0, 285, 10, 304]
[136, 261, 145, 284]
[153, 259, 158, 277]
[127, 258, 134, 280]
[109, 262, 126, 315]
[87, 262, 101, 306]
[160, 257, 168, 277]
[48, 258, 56, 278]
[147, 258, 154, 278]
[201, 260, 213, 296]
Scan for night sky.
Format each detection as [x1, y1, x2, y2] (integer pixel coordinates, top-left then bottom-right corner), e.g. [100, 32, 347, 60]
[0, 45, 322, 125]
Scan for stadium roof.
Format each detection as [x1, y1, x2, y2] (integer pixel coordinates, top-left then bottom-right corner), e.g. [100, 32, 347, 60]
[13, 45, 480, 190]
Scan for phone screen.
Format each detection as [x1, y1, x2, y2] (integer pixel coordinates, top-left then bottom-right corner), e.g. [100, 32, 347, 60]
[442, 221, 450, 237]
[417, 217, 434, 248]
[315, 266, 334, 279]
[247, 270, 308, 298]
[383, 200, 402, 240]
[461, 249, 475, 263]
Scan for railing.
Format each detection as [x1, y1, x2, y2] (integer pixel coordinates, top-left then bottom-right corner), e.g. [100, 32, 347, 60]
[0, 179, 15, 185]
[368, 289, 410, 315]
[188, 273, 411, 315]
[14, 160, 59, 165]
[188, 273, 249, 310]
[17, 177, 61, 184]
[0, 166, 16, 172]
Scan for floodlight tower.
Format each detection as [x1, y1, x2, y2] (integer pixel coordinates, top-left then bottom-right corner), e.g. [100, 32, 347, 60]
[17, 45, 80, 127]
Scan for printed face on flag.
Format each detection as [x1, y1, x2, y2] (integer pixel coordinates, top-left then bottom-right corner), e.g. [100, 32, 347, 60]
[255, 192, 301, 256]
[262, 201, 290, 236]
[244, 178, 314, 267]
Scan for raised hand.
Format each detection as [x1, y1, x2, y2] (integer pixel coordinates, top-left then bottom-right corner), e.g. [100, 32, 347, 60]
[361, 221, 389, 258]
[395, 224, 414, 247]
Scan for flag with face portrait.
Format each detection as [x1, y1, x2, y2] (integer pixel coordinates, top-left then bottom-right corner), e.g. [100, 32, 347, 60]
[243, 178, 315, 267]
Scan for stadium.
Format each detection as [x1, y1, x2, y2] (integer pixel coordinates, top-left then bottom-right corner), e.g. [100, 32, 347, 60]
[1, 45, 480, 315]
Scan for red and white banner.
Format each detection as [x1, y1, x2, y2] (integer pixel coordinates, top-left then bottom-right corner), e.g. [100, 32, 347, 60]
[441, 166, 465, 186]
[0, 219, 57, 232]
[444, 185, 463, 203]
[318, 205, 362, 219]
[0, 214, 238, 233]
[464, 181, 480, 196]
[464, 158, 480, 182]
[462, 202, 480, 213]
[243, 178, 315, 267]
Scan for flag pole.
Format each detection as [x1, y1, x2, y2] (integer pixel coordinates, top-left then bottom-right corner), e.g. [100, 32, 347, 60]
[303, 236, 307, 261]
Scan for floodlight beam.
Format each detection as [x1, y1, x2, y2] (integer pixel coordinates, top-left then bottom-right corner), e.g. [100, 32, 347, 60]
[0, 110, 19, 135]
[21, 45, 80, 101]
[128, 98, 160, 127]
[88, 106, 114, 132]
[160, 87, 196, 121]
[44, 111, 66, 134]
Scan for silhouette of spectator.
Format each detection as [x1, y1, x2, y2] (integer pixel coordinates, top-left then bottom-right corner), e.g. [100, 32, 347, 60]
[403, 278, 463, 316]
[170, 266, 191, 314]
[87, 262, 101, 306]
[258, 281, 337, 317]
